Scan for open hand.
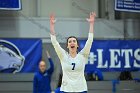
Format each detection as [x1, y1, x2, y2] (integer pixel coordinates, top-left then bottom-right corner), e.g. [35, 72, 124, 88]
[86, 12, 96, 24]
[50, 14, 56, 25]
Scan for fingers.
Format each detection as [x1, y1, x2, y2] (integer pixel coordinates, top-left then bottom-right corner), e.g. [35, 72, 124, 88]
[93, 12, 96, 17]
[87, 12, 96, 23]
[53, 19, 57, 23]
[90, 12, 96, 17]
[50, 13, 55, 20]
[50, 13, 57, 24]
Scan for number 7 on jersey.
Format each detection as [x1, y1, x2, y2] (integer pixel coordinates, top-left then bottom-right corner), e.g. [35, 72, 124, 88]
[71, 63, 76, 70]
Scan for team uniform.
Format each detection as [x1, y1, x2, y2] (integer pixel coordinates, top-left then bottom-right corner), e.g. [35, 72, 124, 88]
[51, 33, 93, 93]
[33, 58, 54, 93]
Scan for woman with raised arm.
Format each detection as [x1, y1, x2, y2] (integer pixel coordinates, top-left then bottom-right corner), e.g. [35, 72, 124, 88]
[50, 12, 96, 93]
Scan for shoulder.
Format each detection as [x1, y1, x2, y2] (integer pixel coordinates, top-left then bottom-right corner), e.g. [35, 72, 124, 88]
[62, 50, 68, 57]
[78, 51, 89, 58]
[60, 51, 69, 61]
[34, 72, 39, 77]
[78, 52, 86, 58]
[45, 70, 52, 76]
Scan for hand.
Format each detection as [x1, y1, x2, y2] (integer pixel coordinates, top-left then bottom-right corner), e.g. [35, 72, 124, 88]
[86, 12, 96, 24]
[50, 13, 56, 25]
[50, 13, 56, 35]
[46, 50, 50, 58]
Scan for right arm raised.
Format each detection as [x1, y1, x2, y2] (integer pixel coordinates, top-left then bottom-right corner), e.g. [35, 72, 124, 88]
[50, 14, 66, 60]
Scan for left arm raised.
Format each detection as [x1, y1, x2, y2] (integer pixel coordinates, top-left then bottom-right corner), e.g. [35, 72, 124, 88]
[80, 12, 96, 58]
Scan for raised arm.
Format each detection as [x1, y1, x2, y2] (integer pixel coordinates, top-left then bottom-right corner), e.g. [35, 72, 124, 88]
[87, 12, 96, 33]
[46, 51, 54, 74]
[50, 14, 56, 35]
[50, 14, 66, 61]
[80, 12, 96, 58]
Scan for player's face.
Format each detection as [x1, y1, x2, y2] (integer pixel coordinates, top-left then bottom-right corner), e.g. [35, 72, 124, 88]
[67, 37, 79, 53]
[39, 61, 46, 73]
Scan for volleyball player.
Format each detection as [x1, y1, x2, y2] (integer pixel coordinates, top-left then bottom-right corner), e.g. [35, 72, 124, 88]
[50, 12, 96, 93]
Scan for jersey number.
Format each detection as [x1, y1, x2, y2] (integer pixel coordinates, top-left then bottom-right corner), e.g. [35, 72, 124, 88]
[71, 63, 76, 70]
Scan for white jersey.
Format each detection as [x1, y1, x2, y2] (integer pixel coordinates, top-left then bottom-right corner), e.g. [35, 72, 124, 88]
[51, 33, 93, 92]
